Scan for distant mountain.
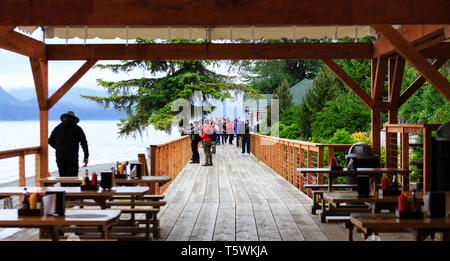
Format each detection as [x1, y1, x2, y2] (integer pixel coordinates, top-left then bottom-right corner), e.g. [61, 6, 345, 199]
[0, 86, 127, 121]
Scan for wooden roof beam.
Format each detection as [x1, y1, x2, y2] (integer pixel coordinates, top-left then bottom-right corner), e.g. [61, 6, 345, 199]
[388, 56, 406, 109]
[372, 24, 450, 101]
[373, 25, 450, 57]
[47, 59, 98, 109]
[0, 26, 14, 42]
[30, 58, 48, 110]
[398, 58, 448, 106]
[46, 43, 373, 60]
[321, 59, 373, 109]
[0, 0, 449, 26]
[0, 31, 46, 58]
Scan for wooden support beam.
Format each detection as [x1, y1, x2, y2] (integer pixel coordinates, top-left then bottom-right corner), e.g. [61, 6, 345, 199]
[372, 24, 450, 101]
[1, 0, 449, 26]
[47, 59, 97, 109]
[30, 58, 48, 110]
[321, 59, 373, 109]
[388, 56, 406, 109]
[0, 31, 46, 58]
[398, 58, 448, 106]
[420, 42, 450, 58]
[46, 43, 373, 60]
[373, 25, 449, 57]
[0, 26, 14, 42]
[372, 57, 388, 102]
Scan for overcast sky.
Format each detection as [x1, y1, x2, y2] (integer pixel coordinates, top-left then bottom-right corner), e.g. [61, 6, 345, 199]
[0, 28, 241, 91]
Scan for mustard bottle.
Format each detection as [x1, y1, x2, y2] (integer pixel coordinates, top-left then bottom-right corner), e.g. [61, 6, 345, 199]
[29, 193, 37, 210]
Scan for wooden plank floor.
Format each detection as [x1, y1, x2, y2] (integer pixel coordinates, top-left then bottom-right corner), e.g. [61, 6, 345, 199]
[2, 143, 414, 241]
[156, 143, 413, 241]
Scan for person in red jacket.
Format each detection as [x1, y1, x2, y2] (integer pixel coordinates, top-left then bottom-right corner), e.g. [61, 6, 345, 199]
[200, 120, 214, 166]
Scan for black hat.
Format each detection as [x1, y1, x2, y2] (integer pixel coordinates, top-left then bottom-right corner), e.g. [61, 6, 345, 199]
[60, 111, 79, 123]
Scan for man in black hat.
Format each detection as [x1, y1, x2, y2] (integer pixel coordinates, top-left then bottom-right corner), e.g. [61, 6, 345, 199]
[49, 111, 89, 186]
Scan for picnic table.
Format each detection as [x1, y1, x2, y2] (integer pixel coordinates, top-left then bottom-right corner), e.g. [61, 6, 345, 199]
[40, 176, 172, 188]
[0, 186, 149, 209]
[297, 168, 411, 192]
[350, 213, 450, 241]
[0, 209, 120, 241]
[0, 186, 163, 240]
[321, 191, 424, 223]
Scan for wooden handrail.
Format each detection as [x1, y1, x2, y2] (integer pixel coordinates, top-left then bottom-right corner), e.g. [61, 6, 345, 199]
[250, 133, 352, 198]
[149, 135, 191, 195]
[0, 146, 40, 160]
[0, 146, 41, 187]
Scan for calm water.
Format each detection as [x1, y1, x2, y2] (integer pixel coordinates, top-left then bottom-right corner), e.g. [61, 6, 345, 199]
[0, 120, 179, 184]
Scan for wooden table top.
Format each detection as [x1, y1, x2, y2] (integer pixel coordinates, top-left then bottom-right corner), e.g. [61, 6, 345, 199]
[324, 191, 424, 203]
[0, 209, 121, 227]
[40, 176, 172, 184]
[351, 213, 450, 229]
[0, 186, 149, 197]
[297, 167, 411, 174]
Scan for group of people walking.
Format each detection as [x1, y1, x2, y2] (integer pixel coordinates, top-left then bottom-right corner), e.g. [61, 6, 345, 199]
[183, 118, 253, 167]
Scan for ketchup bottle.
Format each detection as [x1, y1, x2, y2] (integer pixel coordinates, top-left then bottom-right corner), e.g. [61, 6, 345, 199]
[91, 172, 98, 186]
[398, 192, 408, 212]
[330, 157, 337, 167]
[381, 175, 389, 190]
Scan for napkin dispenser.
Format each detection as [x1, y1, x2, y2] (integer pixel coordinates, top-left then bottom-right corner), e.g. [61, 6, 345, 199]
[45, 191, 65, 216]
[130, 163, 143, 178]
[423, 192, 447, 218]
[357, 175, 370, 197]
[100, 171, 113, 190]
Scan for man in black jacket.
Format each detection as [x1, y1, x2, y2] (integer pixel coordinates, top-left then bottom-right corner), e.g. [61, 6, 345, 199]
[241, 120, 251, 155]
[190, 121, 201, 164]
[49, 111, 89, 186]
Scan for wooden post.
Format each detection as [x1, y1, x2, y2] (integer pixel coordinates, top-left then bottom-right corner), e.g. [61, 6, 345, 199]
[307, 149, 313, 197]
[400, 130, 410, 191]
[18, 153, 25, 187]
[423, 127, 432, 193]
[317, 147, 324, 185]
[293, 146, 298, 188]
[149, 145, 158, 194]
[299, 148, 305, 193]
[137, 153, 149, 176]
[34, 153, 41, 186]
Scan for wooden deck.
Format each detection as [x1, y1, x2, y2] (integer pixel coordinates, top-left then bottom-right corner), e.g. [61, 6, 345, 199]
[1, 144, 413, 241]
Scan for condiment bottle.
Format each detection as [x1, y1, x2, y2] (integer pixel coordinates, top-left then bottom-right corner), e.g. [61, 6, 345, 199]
[398, 192, 407, 212]
[330, 157, 337, 167]
[82, 170, 89, 185]
[21, 188, 29, 209]
[410, 190, 418, 212]
[91, 172, 98, 186]
[29, 193, 37, 210]
[381, 175, 389, 191]
[35, 192, 42, 210]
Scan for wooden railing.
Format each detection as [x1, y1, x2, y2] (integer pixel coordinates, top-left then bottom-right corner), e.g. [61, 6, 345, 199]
[250, 133, 351, 198]
[384, 123, 441, 193]
[0, 146, 41, 186]
[149, 135, 192, 195]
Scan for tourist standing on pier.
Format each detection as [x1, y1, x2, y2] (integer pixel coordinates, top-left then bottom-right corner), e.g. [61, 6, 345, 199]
[226, 119, 234, 145]
[200, 120, 213, 166]
[222, 119, 227, 144]
[242, 120, 251, 155]
[49, 111, 89, 186]
[189, 121, 201, 164]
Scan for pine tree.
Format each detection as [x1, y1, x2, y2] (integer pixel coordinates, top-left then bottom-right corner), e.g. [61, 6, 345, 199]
[273, 78, 293, 112]
[82, 39, 260, 136]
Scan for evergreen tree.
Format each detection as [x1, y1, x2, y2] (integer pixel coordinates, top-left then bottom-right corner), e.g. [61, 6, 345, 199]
[83, 39, 259, 136]
[273, 78, 293, 112]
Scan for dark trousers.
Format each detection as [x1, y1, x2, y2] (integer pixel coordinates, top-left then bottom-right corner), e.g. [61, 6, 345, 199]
[236, 134, 241, 147]
[203, 140, 213, 165]
[228, 134, 234, 144]
[223, 134, 227, 143]
[242, 137, 251, 154]
[220, 134, 226, 144]
[191, 140, 200, 163]
[56, 153, 79, 187]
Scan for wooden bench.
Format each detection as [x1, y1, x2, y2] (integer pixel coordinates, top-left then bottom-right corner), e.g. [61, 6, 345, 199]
[304, 184, 358, 214]
[325, 216, 354, 241]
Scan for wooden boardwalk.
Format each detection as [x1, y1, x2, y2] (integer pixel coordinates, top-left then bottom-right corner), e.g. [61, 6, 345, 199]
[1, 144, 412, 241]
[156, 144, 411, 241]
